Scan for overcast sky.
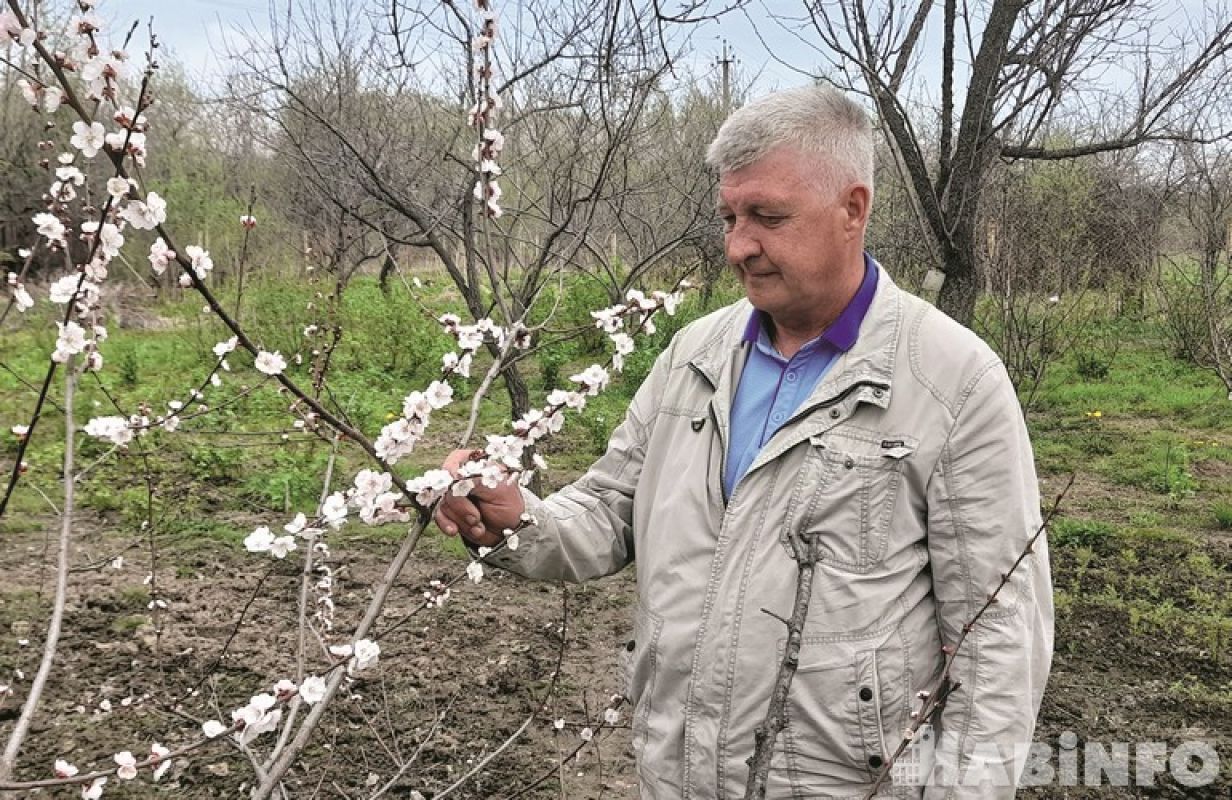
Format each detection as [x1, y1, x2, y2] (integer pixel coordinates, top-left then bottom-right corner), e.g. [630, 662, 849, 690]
[98, 0, 1214, 101]
[99, 0, 821, 93]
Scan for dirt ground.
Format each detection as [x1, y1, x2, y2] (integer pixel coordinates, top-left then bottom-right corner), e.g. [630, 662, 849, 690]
[1, 495, 1229, 799]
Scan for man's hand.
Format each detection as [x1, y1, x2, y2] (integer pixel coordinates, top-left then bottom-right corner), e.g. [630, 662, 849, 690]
[434, 449, 526, 548]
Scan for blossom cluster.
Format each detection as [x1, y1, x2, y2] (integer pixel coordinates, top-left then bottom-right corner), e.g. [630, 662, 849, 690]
[469, 0, 504, 218]
[54, 738, 171, 799]
[4, 2, 128, 105]
[48, 668, 349, 795]
[8, 4, 181, 385]
[454, 287, 685, 584]
[372, 314, 527, 465]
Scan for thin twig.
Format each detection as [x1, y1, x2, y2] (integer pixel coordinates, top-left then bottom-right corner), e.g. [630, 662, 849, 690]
[0, 360, 77, 780]
[859, 473, 1076, 799]
[266, 436, 340, 770]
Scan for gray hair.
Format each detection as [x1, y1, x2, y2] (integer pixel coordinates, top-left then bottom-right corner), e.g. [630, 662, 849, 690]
[706, 84, 875, 198]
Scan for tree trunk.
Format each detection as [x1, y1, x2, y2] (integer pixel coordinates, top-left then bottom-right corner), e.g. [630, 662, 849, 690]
[936, 239, 980, 327]
[501, 361, 544, 495]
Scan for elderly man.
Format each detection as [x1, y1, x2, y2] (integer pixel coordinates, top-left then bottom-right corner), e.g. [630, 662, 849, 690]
[437, 85, 1053, 799]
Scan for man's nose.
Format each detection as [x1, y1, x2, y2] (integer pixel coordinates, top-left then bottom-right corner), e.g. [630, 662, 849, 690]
[725, 221, 761, 265]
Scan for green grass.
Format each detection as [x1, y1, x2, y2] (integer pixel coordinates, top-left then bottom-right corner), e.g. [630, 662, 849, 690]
[3, 280, 1229, 589]
[1214, 502, 1232, 530]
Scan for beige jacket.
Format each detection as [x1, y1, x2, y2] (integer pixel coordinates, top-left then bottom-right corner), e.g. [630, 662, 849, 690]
[491, 268, 1053, 799]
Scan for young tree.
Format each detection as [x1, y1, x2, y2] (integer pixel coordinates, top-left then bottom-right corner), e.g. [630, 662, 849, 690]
[224, 0, 722, 423]
[1158, 132, 1232, 398]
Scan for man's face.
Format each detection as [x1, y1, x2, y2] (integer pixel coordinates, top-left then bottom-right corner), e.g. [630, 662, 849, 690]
[717, 146, 866, 339]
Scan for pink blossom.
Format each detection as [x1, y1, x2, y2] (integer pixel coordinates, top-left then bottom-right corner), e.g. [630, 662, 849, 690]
[114, 751, 137, 780]
[148, 238, 175, 275]
[149, 743, 171, 781]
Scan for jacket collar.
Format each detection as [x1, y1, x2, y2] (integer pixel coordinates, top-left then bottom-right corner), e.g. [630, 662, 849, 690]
[689, 261, 902, 408]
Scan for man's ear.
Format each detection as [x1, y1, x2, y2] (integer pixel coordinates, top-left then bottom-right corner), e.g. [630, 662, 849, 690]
[841, 183, 872, 236]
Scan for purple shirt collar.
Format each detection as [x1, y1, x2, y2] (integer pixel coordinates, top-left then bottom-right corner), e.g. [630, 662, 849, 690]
[741, 252, 879, 352]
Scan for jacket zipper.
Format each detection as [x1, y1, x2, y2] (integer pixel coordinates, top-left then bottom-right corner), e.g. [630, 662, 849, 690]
[786, 379, 890, 429]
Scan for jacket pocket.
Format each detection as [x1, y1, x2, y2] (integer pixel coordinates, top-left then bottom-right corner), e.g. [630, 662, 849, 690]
[778, 639, 874, 791]
[777, 638, 915, 795]
[621, 606, 665, 768]
[790, 434, 916, 571]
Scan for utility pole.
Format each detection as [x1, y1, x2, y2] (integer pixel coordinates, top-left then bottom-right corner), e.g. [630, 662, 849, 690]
[716, 38, 736, 112]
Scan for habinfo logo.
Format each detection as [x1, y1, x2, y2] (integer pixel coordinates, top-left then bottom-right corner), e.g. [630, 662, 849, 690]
[889, 727, 1221, 788]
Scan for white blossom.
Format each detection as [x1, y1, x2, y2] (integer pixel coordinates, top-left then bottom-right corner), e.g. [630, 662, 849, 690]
[32, 212, 65, 244]
[213, 336, 238, 357]
[570, 364, 610, 396]
[42, 85, 63, 112]
[232, 694, 281, 744]
[269, 535, 297, 559]
[149, 743, 171, 781]
[321, 492, 348, 527]
[106, 177, 131, 198]
[299, 675, 327, 705]
[55, 165, 86, 186]
[118, 192, 166, 230]
[244, 526, 275, 553]
[183, 245, 213, 278]
[17, 77, 38, 106]
[254, 350, 286, 376]
[405, 468, 454, 506]
[12, 284, 33, 312]
[69, 120, 105, 158]
[352, 469, 392, 503]
[350, 639, 380, 673]
[82, 777, 107, 799]
[52, 320, 87, 362]
[424, 380, 453, 410]
[84, 415, 132, 446]
[48, 274, 81, 304]
[98, 223, 124, 259]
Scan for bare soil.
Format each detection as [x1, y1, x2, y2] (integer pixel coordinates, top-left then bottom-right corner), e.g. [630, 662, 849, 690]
[1, 475, 1229, 799]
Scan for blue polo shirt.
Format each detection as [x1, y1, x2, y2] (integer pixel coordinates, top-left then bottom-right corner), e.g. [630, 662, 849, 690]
[723, 255, 879, 497]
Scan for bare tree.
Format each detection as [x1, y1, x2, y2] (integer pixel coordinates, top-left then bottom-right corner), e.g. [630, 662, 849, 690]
[791, 0, 1232, 325]
[1158, 131, 1232, 397]
[223, 0, 724, 422]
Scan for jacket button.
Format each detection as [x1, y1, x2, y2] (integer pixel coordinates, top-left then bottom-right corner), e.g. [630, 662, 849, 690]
[868, 755, 884, 769]
[829, 408, 841, 419]
[844, 457, 855, 469]
[625, 639, 636, 652]
[859, 687, 873, 701]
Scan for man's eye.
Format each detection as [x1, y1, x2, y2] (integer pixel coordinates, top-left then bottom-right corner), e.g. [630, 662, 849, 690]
[756, 214, 785, 227]
[719, 215, 735, 230]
